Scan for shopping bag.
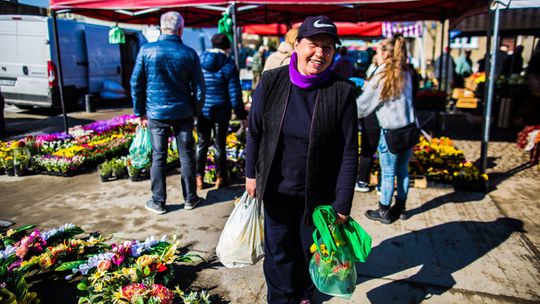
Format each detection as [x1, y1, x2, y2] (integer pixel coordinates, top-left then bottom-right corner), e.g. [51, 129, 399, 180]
[308, 205, 372, 299]
[128, 126, 152, 169]
[309, 237, 357, 299]
[216, 191, 264, 268]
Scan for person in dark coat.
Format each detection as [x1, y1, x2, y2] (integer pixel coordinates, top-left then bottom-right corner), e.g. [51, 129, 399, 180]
[131, 11, 205, 214]
[245, 15, 358, 303]
[196, 33, 247, 189]
[503, 45, 524, 77]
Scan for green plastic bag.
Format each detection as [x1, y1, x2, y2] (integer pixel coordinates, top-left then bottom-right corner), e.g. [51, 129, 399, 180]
[108, 26, 125, 44]
[129, 126, 152, 169]
[218, 13, 234, 44]
[308, 206, 372, 299]
[309, 237, 357, 299]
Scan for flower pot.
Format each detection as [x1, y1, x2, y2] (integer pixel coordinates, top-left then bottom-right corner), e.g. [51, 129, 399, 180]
[5, 168, 14, 176]
[14, 166, 26, 176]
[100, 174, 112, 182]
[0, 167, 5, 175]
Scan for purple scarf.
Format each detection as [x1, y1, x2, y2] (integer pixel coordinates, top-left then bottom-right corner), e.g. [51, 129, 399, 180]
[289, 52, 332, 89]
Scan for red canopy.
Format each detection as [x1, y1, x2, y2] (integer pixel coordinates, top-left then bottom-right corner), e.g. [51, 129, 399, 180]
[243, 22, 382, 37]
[243, 23, 289, 36]
[49, 0, 489, 27]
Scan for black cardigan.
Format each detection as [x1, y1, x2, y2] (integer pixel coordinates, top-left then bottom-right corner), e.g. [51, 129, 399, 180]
[246, 66, 358, 221]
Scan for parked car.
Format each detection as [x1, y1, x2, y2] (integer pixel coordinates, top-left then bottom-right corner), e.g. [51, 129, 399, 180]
[0, 15, 146, 109]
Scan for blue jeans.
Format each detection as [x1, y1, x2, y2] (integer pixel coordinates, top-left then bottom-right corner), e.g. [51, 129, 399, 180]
[378, 131, 413, 206]
[148, 118, 198, 205]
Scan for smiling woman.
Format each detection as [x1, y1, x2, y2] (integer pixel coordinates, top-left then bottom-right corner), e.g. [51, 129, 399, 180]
[294, 34, 335, 76]
[245, 15, 358, 304]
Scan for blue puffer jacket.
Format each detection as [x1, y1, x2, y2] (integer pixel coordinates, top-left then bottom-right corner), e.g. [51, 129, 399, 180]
[131, 34, 205, 120]
[199, 50, 246, 122]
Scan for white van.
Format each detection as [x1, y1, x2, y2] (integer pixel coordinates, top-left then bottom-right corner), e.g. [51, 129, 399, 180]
[0, 15, 146, 108]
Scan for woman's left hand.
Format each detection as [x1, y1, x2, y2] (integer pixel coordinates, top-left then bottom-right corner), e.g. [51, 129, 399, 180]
[335, 213, 349, 225]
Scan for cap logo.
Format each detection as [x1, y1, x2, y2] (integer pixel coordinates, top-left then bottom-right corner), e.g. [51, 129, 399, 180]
[313, 19, 335, 28]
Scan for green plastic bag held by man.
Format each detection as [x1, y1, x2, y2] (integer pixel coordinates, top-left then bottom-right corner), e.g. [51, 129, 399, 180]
[128, 126, 152, 169]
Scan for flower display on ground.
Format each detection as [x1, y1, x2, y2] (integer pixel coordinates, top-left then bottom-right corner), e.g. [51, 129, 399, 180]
[0, 224, 211, 304]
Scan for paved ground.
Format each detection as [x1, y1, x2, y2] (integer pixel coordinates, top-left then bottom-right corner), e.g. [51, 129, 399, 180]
[1, 105, 539, 303]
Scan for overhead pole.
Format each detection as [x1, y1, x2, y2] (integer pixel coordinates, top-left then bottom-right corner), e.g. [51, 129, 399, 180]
[230, 2, 240, 70]
[480, 0, 503, 174]
[437, 18, 446, 91]
[51, 10, 70, 135]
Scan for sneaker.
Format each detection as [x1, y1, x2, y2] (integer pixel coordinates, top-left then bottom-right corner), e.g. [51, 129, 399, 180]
[145, 200, 166, 215]
[355, 181, 370, 192]
[184, 197, 202, 210]
[365, 203, 392, 224]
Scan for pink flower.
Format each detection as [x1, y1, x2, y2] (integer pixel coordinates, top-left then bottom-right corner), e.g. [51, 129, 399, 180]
[121, 283, 148, 299]
[151, 284, 174, 304]
[97, 259, 112, 271]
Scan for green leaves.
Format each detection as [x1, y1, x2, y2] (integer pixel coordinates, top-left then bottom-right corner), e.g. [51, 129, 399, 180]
[77, 282, 87, 291]
[55, 260, 87, 272]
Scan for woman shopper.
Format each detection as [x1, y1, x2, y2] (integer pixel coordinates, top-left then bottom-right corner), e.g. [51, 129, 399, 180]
[196, 34, 247, 190]
[355, 56, 381, 193]
[263, 28, 298, 72]
[356, 35, 415, 224]
[245, 15, 358, 303]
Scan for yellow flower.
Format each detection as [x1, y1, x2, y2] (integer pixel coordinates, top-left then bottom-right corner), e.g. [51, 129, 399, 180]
[310, 243, 317, 254]
[136, 255, 155, 268]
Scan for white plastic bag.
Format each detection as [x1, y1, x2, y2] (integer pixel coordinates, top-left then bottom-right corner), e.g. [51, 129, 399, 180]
[216, 191, 264, 268]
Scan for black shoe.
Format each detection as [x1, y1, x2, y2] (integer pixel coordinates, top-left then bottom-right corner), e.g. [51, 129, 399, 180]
[184, 197, 202, 210]
[391, 197, 408, 220]
[365, 203, 392, 224]
[146, 200, 166, 214]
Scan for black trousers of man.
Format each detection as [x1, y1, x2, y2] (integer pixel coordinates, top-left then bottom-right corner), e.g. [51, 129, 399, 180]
[196, 116, 229, 179]
[357, 112, 381, 184]
[263, 191, 316, 304]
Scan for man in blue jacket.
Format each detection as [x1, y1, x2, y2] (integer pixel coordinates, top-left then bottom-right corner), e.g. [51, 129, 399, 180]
[196, 34, 247, 190]
[131, 11, 205, 214]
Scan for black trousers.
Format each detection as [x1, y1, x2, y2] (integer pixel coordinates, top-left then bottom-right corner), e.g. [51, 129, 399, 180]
[196, 116, 229, 178]
[263, 192, 316, 304]
[358, 112, 381, 184]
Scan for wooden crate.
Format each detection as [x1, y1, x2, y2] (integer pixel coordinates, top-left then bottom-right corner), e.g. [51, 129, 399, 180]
[456, 97, 478, 109]
[369, 174, 427, 188]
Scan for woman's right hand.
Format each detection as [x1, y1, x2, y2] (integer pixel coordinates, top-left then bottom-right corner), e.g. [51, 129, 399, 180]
[246, 177, 256, 198]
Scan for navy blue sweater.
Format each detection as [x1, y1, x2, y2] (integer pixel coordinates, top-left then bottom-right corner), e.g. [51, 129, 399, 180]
[246, 83, 357, 209]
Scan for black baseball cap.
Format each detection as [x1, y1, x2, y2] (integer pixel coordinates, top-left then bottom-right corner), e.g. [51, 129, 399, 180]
[297, 15, 341, 45]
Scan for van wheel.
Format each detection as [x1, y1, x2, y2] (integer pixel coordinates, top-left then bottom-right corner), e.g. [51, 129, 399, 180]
[14, 105, 34, 110]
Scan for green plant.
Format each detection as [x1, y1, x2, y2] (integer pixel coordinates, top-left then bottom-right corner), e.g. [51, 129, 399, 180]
[13, 147, 31, 171]
[98, 161, 113, 177]
[112, 157, 127, 176]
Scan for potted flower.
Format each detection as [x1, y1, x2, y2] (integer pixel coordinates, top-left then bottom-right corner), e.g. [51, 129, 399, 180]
[13, 146, 31, 176]
[98, 160, 113, 182]
[112, 157, 127, 179]
[126, 158, 140, 182]
[2, 154, 14, 176]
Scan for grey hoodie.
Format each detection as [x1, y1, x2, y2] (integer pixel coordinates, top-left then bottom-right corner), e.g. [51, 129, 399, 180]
[356, 64, 415, 129]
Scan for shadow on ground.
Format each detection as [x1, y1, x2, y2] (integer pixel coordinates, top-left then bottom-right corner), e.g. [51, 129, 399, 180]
[356, 218, 524, 303]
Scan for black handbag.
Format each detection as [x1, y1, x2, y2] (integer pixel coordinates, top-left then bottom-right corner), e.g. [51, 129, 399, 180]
[383, 122, 420, 154]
